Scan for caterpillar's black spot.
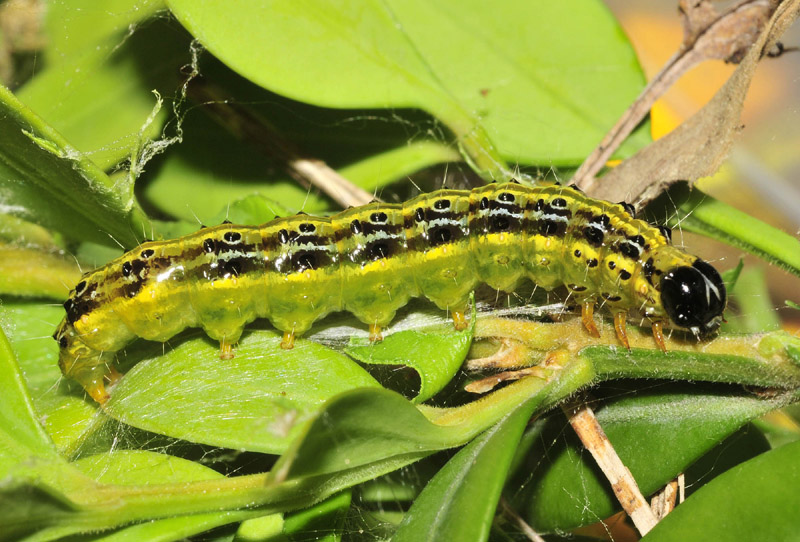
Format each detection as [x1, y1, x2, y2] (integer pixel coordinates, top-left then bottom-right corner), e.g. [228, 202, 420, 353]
[619, 202, 636, 217]
[75, 280, 87, 295]
[587, 258, 599, 268]
[658, 225, 673, 242]
[222, 219, 232, 224]
[434, 199, 451, 210]
[608, 261, 616, 270]
[278, 229, 290, 244]
[122, 261, 133, 277]
[298, 223, 315, 234]
[593, 214, 611, 227]
[643, 257, 656, 285]
[574, 249, 581, 258]
[619, 269, 632, 280]
[498, 192, 515, 203]
[415, 207, 425, 222]
[550, 197, 568, 208]
[430, 227, 452, 246]
[584, 225, 604, 246]
[569, 284, 588, 292]
[350, 220, 362, 235]
[64, 295, 97, 323]
[199, 224, 208, 229]
[370, 212, 388, 223]
[294, 251, 317, 272]
[224, 231, 242, 243]
[620, 235, 645, 259]
[59, 336, 68, 348]
[480, 197, 489, 210]
[602, 293, 622, 302]
[569, 183, 584, 193]
[141, 249, 155, 259]
[203, 238, 215, 253]
[369, 242, 390, 260]
[539, 219, 561, 236]
[491, 216, 510, 232]
[222, 259, 242, 277]
[124, 280, 145, 299]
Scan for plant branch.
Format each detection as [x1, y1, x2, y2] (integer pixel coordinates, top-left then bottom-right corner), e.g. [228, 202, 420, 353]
[573, 0, 774, 189]
[562, 394, 658, 535]
[572, 0, 800, 205]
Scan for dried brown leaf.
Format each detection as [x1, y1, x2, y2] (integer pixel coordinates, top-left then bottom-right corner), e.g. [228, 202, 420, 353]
[587, 0, 800, 206]
[573, 0, 775, 187]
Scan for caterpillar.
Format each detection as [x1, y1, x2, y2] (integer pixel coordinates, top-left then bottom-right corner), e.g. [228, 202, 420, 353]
[55, 182, 726, 404]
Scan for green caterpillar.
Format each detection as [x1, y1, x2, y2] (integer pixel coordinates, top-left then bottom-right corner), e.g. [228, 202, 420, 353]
[55, 182, 726, 403]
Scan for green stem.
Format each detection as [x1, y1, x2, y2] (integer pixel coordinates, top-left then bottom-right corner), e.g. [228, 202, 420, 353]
[585, 346, 800, 389]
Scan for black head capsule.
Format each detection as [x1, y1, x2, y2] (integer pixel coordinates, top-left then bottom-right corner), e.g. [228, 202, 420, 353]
[660, 259, 726, 335]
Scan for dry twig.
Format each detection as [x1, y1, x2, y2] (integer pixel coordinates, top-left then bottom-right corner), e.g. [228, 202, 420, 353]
[650, 475, 684, 520]
[498, 497, 546, 542]
[574, 0, 800, 205]
[562, 395, 659, 536]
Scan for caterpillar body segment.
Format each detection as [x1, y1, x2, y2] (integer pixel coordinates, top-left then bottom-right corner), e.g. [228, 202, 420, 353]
[55, 182, 726, 403]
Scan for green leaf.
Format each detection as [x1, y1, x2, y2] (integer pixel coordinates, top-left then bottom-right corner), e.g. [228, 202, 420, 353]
[43, 0, 165, 62]
[166, 0, 649, 176]
[234, 513, 284, 542]
[18, 18, 193, 170]
[207, 195, 286, 226]
[0, 84, 146, 248]
[514, 383, 782, 532]
[281, 490, 351, 542]
[664, 185, 800, 278]
[642, 440, 800, 541]
[720, 258, 743, 290]
[73, 449, 224, 484]
[0, 319, 56, 465]
[139, 109, 330, 223]
[345, 305, 474, 403]
[392, 404, 533, 542]
[0, 214, 61, 247]
[0, 245, 81, 299]
[342, 141, 460, 193]
[724, 267, 782, 334]
[0, 300, 98, 454]
[139, 105, 455, 223]
[75, 450, 265, 542]
[104, 331, 382, 454]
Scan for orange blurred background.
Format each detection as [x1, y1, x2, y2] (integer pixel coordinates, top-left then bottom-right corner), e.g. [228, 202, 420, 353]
[607, 1, 800, 331]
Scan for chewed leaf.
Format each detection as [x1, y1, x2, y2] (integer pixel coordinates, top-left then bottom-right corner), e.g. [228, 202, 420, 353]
[346, 303, 475, 403]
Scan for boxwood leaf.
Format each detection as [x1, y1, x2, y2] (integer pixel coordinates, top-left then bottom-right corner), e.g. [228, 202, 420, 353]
[642, 440, 800, 541]
[166, 0, 649, 174]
